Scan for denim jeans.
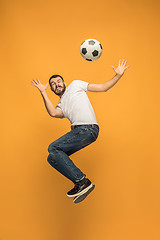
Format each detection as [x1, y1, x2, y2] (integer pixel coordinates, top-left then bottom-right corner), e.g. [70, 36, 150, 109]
[47, 124, 99, 183]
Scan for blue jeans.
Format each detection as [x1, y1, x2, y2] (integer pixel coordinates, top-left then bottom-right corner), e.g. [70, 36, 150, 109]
[47, 124, 99, 183]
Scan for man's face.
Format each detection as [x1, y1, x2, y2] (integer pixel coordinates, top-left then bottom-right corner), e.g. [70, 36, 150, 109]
[49, 77, 66, 97]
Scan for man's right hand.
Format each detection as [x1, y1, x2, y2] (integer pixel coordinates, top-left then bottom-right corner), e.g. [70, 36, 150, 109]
[31, 78, 49, 93]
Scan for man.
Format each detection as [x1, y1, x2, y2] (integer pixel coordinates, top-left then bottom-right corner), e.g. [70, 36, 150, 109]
[31, 59, 130, 203]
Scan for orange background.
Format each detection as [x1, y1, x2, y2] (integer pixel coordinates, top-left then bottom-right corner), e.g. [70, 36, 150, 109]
[1, 0, 160, 239]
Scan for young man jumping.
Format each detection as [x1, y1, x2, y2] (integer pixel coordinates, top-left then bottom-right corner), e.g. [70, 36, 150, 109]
[31, 59, 130, 203]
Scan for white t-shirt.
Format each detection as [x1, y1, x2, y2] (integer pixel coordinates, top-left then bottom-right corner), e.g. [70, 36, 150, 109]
[56, 80, 98, 127]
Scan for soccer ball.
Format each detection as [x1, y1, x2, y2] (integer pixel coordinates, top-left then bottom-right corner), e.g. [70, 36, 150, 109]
[80, 39, 103, 61]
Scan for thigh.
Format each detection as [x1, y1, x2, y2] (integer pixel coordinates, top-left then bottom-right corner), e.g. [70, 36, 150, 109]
[48, 125, 99, 156]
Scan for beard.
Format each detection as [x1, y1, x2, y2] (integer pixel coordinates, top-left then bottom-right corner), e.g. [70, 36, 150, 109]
[51, 82, 66, 96]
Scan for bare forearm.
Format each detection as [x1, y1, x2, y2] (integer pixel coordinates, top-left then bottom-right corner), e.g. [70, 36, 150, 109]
[102, 74, 122, 92]
[40, 91, 56, 116]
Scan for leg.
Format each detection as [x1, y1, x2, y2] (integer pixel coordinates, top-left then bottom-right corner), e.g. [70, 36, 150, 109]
[47, 125, 99, 183]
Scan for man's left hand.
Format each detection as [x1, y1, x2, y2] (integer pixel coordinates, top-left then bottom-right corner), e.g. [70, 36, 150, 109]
[112, 59, 130, 76]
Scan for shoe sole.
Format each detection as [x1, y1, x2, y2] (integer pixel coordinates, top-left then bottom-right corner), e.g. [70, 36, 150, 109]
[73, 184, 95, 203]
[67, 183, 94, 198]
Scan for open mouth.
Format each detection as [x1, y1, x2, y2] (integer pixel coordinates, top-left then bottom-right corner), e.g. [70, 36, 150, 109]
[56, 87, 61, 90]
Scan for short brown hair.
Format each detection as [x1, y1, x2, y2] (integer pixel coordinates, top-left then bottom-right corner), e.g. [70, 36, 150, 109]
[49, 75, 64, 86]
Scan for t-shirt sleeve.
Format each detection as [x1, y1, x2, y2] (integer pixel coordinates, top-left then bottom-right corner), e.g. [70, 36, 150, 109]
[74, 80, 89, 92]
[56, 102, 61, 109]
[56, 102, 65, 118]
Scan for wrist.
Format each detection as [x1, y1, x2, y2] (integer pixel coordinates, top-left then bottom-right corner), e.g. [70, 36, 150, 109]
[116, 73, 124, 78]
[40, 90, 46, 95]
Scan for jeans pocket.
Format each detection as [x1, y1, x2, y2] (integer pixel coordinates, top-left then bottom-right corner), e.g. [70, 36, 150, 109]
[90, 128, 99, 140]
[79, 127, 89, 133]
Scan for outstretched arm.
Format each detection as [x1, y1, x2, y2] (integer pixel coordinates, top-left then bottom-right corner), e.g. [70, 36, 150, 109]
[31, 78, 64, 118]
[87, 59, 130, 92]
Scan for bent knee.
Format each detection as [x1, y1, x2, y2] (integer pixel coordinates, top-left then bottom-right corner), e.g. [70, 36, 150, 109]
[48, 144, 52, 153]
[47, 153, 57, 166]
[48, 143, 57, 153]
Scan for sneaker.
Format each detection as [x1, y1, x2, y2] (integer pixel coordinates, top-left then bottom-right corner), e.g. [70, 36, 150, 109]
[67, 178, 94, 197]
[73, 184, 95, 203]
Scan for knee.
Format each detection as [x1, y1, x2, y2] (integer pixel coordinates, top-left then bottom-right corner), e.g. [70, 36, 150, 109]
[47, 153, 51, 164]
[48, 143, 57, 153]
[48, 144, 52, 153]
[47, 152, 57, 166]
[47, 145, 56, 165]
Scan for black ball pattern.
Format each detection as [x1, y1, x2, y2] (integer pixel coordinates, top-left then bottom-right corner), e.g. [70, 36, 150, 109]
[80, 39, 102, 61]
[82, 48, 87, 55]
